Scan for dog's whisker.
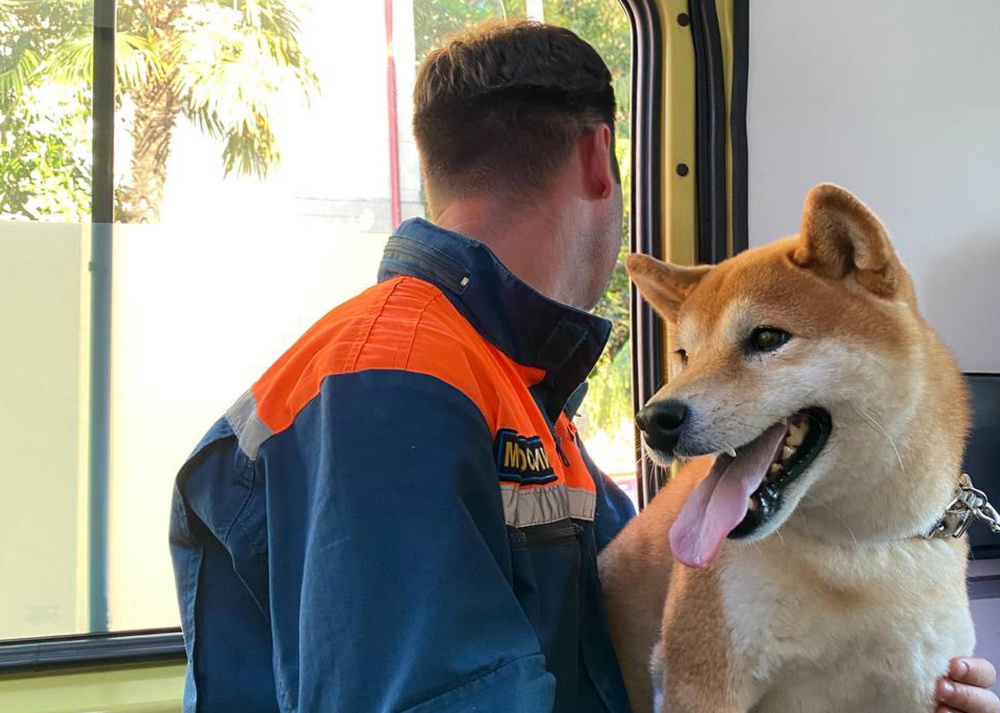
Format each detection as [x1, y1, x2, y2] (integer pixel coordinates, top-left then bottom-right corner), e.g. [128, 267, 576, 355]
[852, 404, 905, 479]
[637, 447, 670, 488]
[856, 350, 893, 379]
[774, 528, 786, 549]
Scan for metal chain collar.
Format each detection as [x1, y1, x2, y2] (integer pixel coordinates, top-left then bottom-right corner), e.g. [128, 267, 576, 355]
[925, 473, 1000, 539]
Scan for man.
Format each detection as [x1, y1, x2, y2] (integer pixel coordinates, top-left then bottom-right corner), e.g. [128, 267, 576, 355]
[169, 20, 998, 713]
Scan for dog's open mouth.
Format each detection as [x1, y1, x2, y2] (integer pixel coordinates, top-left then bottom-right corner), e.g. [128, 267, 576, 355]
[730, 407, 832, 539]
[669, 408, 832, 569]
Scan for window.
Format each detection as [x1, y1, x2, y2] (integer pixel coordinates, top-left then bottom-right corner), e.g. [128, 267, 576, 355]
[1, 0, 637, 642]
[0, 0, 95, 641]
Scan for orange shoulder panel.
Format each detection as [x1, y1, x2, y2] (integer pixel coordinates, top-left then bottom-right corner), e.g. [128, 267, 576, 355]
[252, 276, 545, 435]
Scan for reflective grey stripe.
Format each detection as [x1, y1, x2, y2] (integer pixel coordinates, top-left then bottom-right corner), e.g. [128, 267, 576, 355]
[500, 482, 596, 527]
[567, 487, 596, 521]
[225, 388, 273, 460]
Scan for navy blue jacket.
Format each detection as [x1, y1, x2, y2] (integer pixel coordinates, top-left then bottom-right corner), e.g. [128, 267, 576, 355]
[170, 218, 636, 712]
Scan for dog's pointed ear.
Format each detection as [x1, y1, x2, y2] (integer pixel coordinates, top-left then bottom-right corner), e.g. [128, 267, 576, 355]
[792, 183, 902, 297]
[626, 254, 712, 322]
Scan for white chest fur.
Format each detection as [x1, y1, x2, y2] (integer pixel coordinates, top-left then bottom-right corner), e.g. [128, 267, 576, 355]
[718, 534, 974, 713]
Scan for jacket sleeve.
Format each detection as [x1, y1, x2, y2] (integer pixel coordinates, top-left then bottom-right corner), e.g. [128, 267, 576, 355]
[260, 369, 556, 713]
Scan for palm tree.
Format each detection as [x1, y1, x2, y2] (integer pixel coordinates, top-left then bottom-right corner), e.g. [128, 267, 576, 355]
[0, 0, 317, 222]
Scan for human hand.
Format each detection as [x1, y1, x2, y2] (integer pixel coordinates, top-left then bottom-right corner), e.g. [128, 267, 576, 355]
[936, 657, 999, 713]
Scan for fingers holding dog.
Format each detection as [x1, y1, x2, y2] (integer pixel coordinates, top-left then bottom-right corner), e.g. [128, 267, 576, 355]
[950, 657, 998, 690]
[936, 676, 1000, 713]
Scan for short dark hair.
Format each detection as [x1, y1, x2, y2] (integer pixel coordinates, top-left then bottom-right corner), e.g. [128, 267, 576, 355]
[413, 20, 618, 211]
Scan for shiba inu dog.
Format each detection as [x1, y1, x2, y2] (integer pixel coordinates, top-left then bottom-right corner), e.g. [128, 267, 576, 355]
[598, 184, 975, 712]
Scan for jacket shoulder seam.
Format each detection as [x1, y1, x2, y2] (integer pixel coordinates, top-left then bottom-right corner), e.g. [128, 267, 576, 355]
[346, 277, 409, 373]
[403, 291, 449, 371]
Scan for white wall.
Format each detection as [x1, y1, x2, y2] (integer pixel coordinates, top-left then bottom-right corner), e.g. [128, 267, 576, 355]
[747, 0, 1000, 372]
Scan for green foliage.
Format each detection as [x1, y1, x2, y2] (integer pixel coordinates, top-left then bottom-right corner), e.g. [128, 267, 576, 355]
[0, 86, 90, 219]
[0, 42, 39, 100]
[582, 333, 632, 439]
[0, 0, 93, 219]
[165, 0, 318, 179]
[40, 27, 163, 90]
[0, 0, 315, 221]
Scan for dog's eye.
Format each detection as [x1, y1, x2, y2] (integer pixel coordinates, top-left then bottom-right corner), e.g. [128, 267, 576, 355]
[747, 327, 790, 353]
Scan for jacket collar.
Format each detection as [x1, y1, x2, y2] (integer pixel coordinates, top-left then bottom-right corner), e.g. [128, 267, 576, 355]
[378, 218, 612, 419]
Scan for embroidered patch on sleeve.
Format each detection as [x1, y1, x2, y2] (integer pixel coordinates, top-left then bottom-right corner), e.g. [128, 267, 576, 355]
[494, 429, 558, 485]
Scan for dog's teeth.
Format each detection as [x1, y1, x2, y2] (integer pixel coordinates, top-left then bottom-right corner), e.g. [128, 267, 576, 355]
[726, 448, 737, 458]
[747, 497, 758, 511]
[781, 445, 796, 462]
[770, 463, 783, 475]
[786, 422, 807, 447]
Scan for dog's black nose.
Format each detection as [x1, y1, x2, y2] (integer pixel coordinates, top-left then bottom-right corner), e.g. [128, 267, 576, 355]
[636, 399, 688, 451]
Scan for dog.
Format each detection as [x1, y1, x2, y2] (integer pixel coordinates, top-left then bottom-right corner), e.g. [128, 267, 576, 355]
[598, 183, 975, 712]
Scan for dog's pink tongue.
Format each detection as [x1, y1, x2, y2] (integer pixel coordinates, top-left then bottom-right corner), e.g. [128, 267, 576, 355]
[669, 423, 788, 569]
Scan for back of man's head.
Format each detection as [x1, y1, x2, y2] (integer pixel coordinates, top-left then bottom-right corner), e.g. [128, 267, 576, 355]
[413, 20, 619, 216]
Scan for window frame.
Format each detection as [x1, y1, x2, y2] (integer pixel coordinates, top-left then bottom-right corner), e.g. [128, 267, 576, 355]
[0, 629, 184, 671]
[88, 0, 114, 637]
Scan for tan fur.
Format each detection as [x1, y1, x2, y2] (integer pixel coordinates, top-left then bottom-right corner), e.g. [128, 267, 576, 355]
[599, 184, 974, 713]
[600, 460, 707, 707]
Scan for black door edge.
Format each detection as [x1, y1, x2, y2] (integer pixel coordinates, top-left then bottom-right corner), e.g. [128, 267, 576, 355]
[731, 0, 750, 253]
[689, 0, 728, 265]
[621, 0, 665, 509]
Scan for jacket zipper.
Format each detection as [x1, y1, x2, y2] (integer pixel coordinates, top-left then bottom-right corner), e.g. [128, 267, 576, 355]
[384, 239, 469, 290]
[553, 434, 572, 467]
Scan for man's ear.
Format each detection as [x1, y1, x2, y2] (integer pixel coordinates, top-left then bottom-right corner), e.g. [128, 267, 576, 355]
[582, 124, 615, 200]
[792, 183, 902, 297]
[626, 254, 712, 322]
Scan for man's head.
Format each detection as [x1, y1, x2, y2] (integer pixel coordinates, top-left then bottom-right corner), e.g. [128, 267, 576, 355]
[413, 21, 623, 309]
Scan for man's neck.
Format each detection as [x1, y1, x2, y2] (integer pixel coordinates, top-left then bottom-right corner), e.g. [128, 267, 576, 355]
[434, 197, 585, 309]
